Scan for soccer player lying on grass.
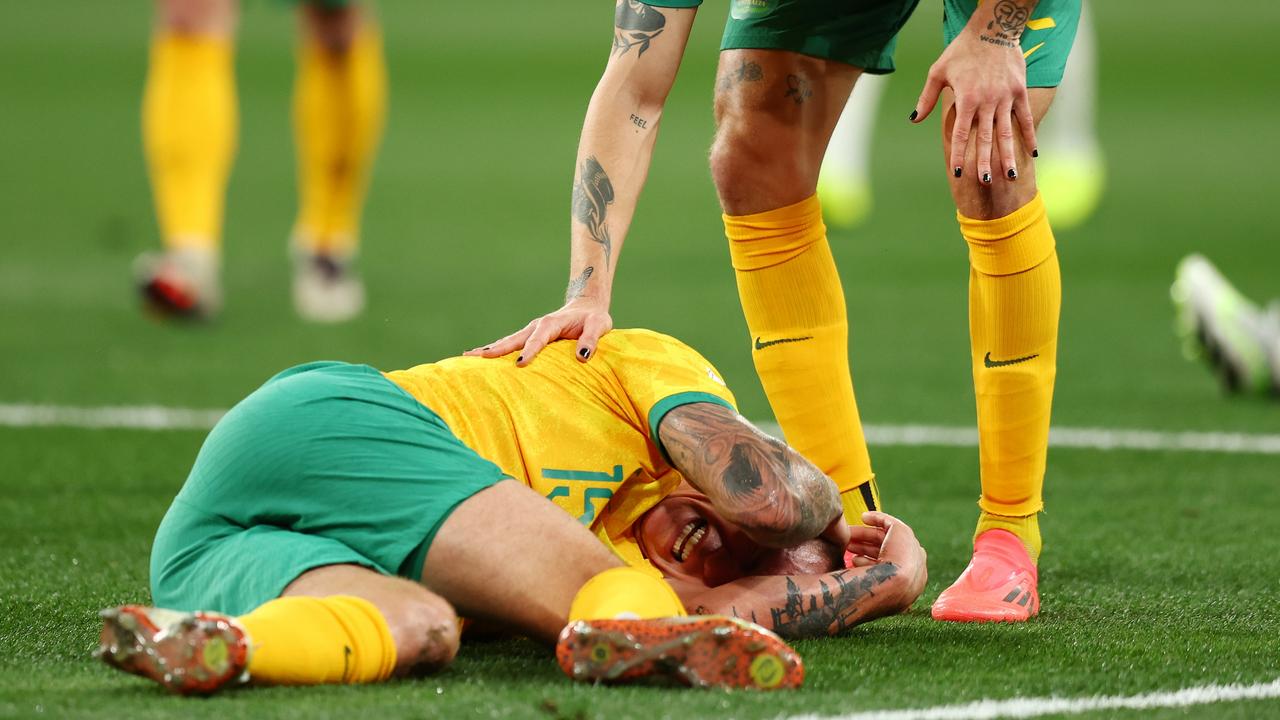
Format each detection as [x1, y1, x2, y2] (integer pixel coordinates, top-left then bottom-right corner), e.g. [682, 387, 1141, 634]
[97, 329, 927, 695]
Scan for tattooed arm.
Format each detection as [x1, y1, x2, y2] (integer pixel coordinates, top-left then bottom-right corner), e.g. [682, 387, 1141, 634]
[468, 1, 697, 365]
[659, 402, 841, 548]
[673, 512, 928, 639]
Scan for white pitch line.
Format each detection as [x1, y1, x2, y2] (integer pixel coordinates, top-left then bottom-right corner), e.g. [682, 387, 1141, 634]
[785, 678, 1280, 720]
[2, 403, 1279, 455]
[0, 403, 225, 431]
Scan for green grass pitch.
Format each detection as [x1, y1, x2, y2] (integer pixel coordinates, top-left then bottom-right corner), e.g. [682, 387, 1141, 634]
[2, 1, 1279, 718]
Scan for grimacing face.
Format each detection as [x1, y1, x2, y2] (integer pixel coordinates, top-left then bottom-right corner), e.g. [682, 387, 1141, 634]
[636, 484, 843, 587]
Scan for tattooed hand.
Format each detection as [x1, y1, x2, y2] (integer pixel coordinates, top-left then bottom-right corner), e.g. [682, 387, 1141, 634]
[658, 402, 841, 547]
[911, 0, 1040, 185]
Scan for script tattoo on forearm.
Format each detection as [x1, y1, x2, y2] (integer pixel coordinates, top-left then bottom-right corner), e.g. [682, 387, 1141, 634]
[767, 565, 899, 639]
[980, 0, 1031, 49]
[717, 59, 763, 92]
[565, 266, 594, 302]
[571, 157, 615, 266]
[613, 0, 665, 57]
[660, 404, 836, 543]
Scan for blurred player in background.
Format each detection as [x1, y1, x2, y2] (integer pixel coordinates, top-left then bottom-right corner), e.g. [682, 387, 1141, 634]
[135, 0, 386, 322]
[474, 0, 1078, 623]
[1172, 255, 1280, 397]
[96, 330, 926, 695]
[818, 1, 1104, 231]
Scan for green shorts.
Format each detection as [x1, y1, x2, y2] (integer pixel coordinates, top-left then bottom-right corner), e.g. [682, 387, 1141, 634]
[149, 362, 505, 616]
[719, 0, 921, 74]
[944, 0, 1081, 87]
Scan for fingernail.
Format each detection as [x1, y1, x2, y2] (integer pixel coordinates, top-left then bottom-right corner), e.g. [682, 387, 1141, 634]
[516, 355, 524, 363]
[578, 348, 590, 359]
[1032, 148, 1039, 158]
[981, 171, 992, 184]
[909, 110, 918, 121]
[1007, 168, 1017, 179]
[953, 166, 962, 178]
[483, 346, 491, 351]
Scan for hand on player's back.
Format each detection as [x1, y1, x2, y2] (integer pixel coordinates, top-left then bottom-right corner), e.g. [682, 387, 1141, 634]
[910, 13, 1038, 185]
[464, 297, 614, 367]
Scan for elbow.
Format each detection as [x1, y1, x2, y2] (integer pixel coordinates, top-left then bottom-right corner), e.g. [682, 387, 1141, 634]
[743, 476, 841, 549]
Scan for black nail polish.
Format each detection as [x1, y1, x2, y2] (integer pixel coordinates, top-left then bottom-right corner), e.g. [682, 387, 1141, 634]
[909, 110, 918, 121]
[483, 346, 491, 351]
[516, 355, 524, 363]
[953, 167, 962, 178]
[982, 172, 992, 184]
[579, 348, 590, 358]
[1032, 148, 1039, 158]
[1007, 168, 1017, 179]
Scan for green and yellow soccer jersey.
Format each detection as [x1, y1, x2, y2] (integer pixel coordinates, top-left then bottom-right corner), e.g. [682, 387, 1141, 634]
[385, 329, 736, 573]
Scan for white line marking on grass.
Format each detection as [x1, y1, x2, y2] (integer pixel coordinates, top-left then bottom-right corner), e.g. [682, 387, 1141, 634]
[785, 678, 1280, 720]
[0, 404, 225, 430]
[2, 404, 1279, 455]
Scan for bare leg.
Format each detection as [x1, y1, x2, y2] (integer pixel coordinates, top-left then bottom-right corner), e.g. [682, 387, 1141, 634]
[420, 479, 624, 643]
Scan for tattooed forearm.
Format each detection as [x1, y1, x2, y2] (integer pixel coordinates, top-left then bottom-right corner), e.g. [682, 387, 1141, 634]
[717, 59, 763, 92]
[629, 113, 648, 129]
[784, 74, 812, 105]
[613, 0, 665, 57]
[659, 403, 839, 546]
[979, 0, 1033, 49]
[767, 564, 900, 639]
[571, 156, 615, 265]
[565, 266, 594, 302]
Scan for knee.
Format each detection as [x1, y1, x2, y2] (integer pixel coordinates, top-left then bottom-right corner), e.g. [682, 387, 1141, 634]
[389, 591, 460, 677]
[155, 0, 236, 36]
[302, 3, 361, 54]
[710, 106, 814, 214]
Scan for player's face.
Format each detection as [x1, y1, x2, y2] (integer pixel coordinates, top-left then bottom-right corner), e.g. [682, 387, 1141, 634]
[637, 488, 842, 587]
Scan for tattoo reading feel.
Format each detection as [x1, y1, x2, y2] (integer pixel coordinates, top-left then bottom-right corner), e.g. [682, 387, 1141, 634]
[571, 157, 615, 266]
[613, 0, 665, 57]
[629, 113, 648, 129]
[784, 74, 812, 105]
[981, 0, 1030, 49]
[717, 59, 763, 92]
[565, 266, 594, 302]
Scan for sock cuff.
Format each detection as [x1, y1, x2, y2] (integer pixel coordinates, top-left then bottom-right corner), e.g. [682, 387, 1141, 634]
[323, 596, 398, 683]
[724, 194, 826, 271]
[959, 192, 1055, 276]
[153, 31, 234, 59]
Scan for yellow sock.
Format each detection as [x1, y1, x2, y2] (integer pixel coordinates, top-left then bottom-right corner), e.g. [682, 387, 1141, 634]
[725, 195, 878, 520]
[237, 595, 396, 685]
[568, 567, 686, 621]
[293, 24, 387, 255]
[976, 511, 1042, 564]
[142, 32, 237, 251]
[961, 191, 1060, 562]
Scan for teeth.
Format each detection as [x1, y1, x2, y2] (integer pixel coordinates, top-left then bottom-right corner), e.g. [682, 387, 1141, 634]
[672, 520, 709, 562]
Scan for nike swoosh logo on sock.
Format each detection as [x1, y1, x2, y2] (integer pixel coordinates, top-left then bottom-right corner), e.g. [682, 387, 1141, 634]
[984, 352, 1039, 368]
[754, 336, 813, 350]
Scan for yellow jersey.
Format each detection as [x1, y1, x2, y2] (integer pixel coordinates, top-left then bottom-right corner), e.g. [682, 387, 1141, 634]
[385, 329, 737, 574]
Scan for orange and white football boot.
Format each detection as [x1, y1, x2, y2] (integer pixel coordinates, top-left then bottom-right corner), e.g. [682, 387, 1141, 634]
[556, 615, 803, 690]
[95, 605, 250, 695]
